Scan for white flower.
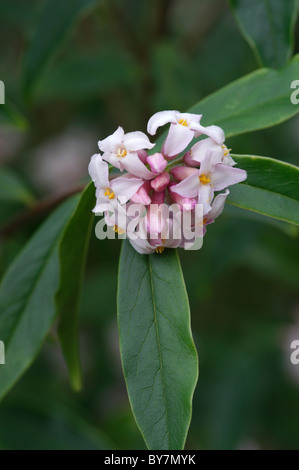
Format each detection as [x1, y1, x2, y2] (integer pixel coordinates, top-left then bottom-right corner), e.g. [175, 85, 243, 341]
[147, 110, 225, 157]
[171, 152, 247, 214]
[98, 127, 155, 179]
[189, 138, 236, 167]
[88, 154, 144, 213]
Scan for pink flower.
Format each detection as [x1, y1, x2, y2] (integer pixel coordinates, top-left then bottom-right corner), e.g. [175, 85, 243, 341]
[169, 182, 197, 211]
[147, 110, 225, 157]
[129, 206, 182, 255]
[189, 138, 236, 167]
[89, 109, 247, 254]
[130, 181, 152, 205]
[89, 154, 144, 213]
[204, 190, 230, 225]
[171, 152, 247, 214]
[98, 127, 155, 180]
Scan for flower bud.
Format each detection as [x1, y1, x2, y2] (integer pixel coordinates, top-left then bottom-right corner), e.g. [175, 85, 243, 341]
[147, 153, 168, 174]
[150, 171, 170, 192]
[170, 165, 198, 182]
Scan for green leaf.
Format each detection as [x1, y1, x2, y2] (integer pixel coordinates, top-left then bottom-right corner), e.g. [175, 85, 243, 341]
[0, 196, 79, 401]
[37, 52, 138, 101]
[0, 167, 34, 206]
[56, 184, 95, 391]
[0, 102, 28, 130]
[228, 155, 299, 225]
[229, 0, 299, 68]
[23, 0, 98, 96]
[117, 241, 198, 450]
[189, 55, 299, 138]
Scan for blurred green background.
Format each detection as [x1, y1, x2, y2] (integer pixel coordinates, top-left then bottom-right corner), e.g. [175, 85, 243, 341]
[0, 0, 299, 450]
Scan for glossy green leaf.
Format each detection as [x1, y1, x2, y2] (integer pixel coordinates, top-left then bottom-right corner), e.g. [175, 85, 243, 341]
[56, 184, 95, 391]
[228, 155, 299, 225]
[117, 241, 198, 450]
[23, 0, 98, 96]
[0, 167, 34, 206]
[189, 55, 299, 138]
[0, 196, 79, 401]
[229, 0, 299, 68]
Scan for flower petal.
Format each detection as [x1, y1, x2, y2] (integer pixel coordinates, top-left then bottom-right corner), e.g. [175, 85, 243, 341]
[193, 124, 225, 144]
[130, 183, 152, 205]
[200, 151, 214, 175]
[198, 184, 214, 215]
[191, 138, 223, 165]
[120, 151, 154, 179]
[98, 127, 124, 153]
[129, 238, 155, 255]
[207, 189, 229, 223]
[170, 165, 198, 181]
[211, 165, 247, 191]
[101, 152, 122, 170]
[170, 171, 200, 198]
[179, 112, 202, 125]
[93, 189, 118, 214]
[88, 154, 109, 189]
[111, 174, 144, 203]
[124, 131, 155, 151]
[147, 110, 178, 135]
[164, 123, 194, 157]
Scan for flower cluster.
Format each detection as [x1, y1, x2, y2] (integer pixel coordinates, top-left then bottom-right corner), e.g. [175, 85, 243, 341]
[89, 111, 247, 254]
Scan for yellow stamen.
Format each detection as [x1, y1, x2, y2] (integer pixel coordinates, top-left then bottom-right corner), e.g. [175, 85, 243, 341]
[104, 188, 115, 199]
[155, 246, 165, 254]
[178, 119, 188, 127]
[203, 217, 208, 225]
[222, 146, 232, 157]
[113, 225, 125, 235]
[199, 174, 211, 185]
[116, 148, 127, 158]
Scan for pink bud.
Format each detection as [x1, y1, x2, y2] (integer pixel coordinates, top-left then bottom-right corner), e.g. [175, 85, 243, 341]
[151, 190, 165, 205]
[169, 186, 197, 211]
[151, 171, 170, 192]
[170, 165, 198, 182]
[146, 201, 165, 236]
[130, 181, 151, 205]
[147, 153, 168, 174]
[183, 151, 200, 168]
[138, 150, 148, 164]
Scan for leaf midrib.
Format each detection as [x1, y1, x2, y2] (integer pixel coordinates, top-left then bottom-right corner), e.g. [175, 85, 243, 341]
[3, 231, 61, 351]
[212, 91, 295, 131]
[148, 255, 170, 448]
[235, 181, 299, 204]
